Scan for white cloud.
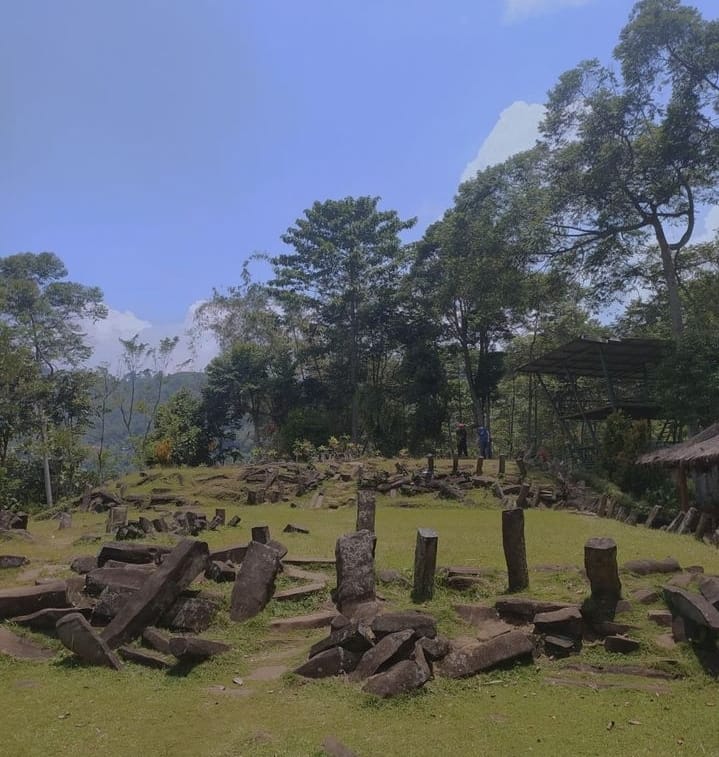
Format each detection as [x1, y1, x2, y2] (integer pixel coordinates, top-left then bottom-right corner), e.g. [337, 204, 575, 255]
[503, 0, 592, 23]
[695, 205, 719, 244]
[460, 100, 545, 183]
[81, 301, 220, 373]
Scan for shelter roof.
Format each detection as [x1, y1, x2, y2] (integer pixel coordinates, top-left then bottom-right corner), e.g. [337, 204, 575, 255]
[517, 336, 670, 379]
[637, 423, 719, 469]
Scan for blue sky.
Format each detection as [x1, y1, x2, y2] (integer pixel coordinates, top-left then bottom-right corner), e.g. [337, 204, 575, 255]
[2, 0, 718, 368]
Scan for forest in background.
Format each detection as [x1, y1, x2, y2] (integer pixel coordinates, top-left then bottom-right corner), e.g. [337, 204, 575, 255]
[2, 0, 719, 511]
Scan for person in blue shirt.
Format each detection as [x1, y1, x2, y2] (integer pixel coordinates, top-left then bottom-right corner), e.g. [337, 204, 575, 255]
[477, 425, 491, 459]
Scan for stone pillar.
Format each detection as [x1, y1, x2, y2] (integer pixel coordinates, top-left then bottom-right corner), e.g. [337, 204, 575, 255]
[498, 454, 506, 476]
[230, 541, 280, 621]
[583, 537, 621, 622]
[695, 511, 711, 541]
[426, 454, 434, 476]
[452, 454, 459, 475]
[105, 506, 128, 534]
[214, 508, 226, 526]
[332, 530, 376, 616]
[251, 525, 271, 544]
[516, 483, 530, 509]
[475, 457, 484, 475]
[597, 494, 608, 518]
[502, 508, 528, 592]
[412, 528, 438, 602]
[58, 512, 72, 530]
[356, 490, 376, 533]
[515, 457, 527, 478]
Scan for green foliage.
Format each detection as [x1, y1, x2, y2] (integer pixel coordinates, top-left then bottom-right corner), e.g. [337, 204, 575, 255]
[147, 388, 210, 466]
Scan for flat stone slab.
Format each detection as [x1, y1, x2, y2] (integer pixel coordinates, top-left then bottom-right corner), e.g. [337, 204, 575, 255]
[283, 556, 336, 567]
[85, 566, 151, 595]
[0, 582, 69, 620]
[605, 635, 640, 653]
[273, 583, 326, 602]
[118, 645, 173, 670]
[362, 658, 430, 698]
[101, 539, 209, 648]
[97, 542, 171, 566]
[648, 610, 673, 627]
[309, 622, 374, 659]
[160, 593, 220, 633]
[270, 611, 337, 631]
[0, 627, 54, 661]
[453, 604, 498, 626]
[168, 636, 231, 660]
[698, 576, 719, 609]
[495, 597, 573, 623]
[142, 627, 172, 655]
[632, 588, 660, 604]
[663, 586, 719, 631]
[544, 634, 576, 658]
[623, 558, 681, 575]
[438, 630, 533, 679]
[70, 556, 98, 574]
[350, 629, 414, 681]
[0, 555, 29, 569]
[371, 611, 437, 640]
[56, 612, 122, 669]
[533, 607, 583, 639]
[11, 606, 92, 630]
[295, 647, 360, 678]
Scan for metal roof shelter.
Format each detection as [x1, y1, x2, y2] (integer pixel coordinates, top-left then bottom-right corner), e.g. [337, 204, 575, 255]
[517, 336, 673, 462]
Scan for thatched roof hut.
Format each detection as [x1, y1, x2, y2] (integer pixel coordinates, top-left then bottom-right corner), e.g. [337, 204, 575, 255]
[637, 423, 719, 512]
[637, 423, 719, 470]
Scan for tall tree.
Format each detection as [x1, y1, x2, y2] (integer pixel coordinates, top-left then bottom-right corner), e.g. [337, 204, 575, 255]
[538, 0, 719, 338]
[0, 252, 106, 505]
[412, 155, 541, 428]
[271, 196, 415, 441]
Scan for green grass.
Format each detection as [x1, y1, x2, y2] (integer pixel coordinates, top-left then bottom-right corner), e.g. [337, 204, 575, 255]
[2, 461, 719, 756]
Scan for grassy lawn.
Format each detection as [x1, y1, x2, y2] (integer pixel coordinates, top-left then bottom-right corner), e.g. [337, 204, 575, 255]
[1, 462, 718, 756]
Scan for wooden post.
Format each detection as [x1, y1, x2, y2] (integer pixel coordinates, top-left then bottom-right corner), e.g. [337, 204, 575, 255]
[412, 528, 438, 602]
[502, 508, 528, 592]
[356, 490, 376, 533]
[498, 454, 506, 476]
[475, 457, 484, 475]
[678, 466, 690, 513]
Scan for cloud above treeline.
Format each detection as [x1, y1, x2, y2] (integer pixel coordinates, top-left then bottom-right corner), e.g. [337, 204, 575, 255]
[460, 100, 544, 183]
[81, 300, 219, 373]
[503, 0, 593, 23]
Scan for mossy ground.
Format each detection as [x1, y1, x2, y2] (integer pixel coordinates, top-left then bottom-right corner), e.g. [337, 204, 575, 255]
[1, 459, 719, 756]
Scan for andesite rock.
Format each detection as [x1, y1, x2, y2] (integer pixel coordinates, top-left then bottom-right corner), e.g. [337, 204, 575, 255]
[604, 635, 640, 653]
[437, 630, 533, 679]
[295, 647, 360, 678]
[533, 606, 583, 640]
[229, 540, 280, 622]
[118, 645, 173, 670]
[622, 557, 681, 576]
[0, 555, 28, 570]
[12, 605, 92, 630]
[372, 611, 437, 640]
[0, 582, 69, 620]
[56, 612, 122, 670]
[97, 542, 170, 567]
[362, 658, 430, 698]
[0, 626, 54, 660]
[101, 539, 209, 648]
[168, 635, 230, 660]
[350, 629, 414, 681]
[332, 530, 376, 617]
[495, 597, 572, 623]
[309, 621, 374, 659]
[70, 556, 98, 574]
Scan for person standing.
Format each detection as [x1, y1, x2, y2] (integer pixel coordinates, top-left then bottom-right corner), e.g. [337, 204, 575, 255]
[477, 425, 491, 459]
[456, 424, 468, 457]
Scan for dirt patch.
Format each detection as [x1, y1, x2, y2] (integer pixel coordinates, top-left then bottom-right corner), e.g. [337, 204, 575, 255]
[246, 664, 288, 681]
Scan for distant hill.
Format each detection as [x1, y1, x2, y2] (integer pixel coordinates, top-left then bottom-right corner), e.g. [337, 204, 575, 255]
[85, 371, 207, 465]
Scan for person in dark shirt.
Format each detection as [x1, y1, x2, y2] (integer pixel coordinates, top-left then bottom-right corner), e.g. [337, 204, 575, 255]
[456, 424, 468, 457]
[477, 425, 491, 458]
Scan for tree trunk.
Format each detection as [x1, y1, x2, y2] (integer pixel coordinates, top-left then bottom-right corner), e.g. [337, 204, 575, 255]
[653, 220, 684, 338]
[39, 411, 53, 507]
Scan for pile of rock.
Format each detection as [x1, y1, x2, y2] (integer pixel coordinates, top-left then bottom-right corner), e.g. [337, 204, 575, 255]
[0, 509, 29, 532]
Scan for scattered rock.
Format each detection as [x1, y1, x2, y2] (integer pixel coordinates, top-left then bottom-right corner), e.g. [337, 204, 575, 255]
[418, 635, 450, 661]
[97, 542, 170, 567]
[270, 611, 337, 631]
[168, 636, 231, 660]
[11, 606, 92, 630]
[495, 597, 572, 623]
[438, 630, 534, 679]
[623, 558, 681, 576]
[309, 621, 374, 659]
[533, 606, 583, 640]
[160, 593, 219, 633]
[648, 610, 673, 627]
[362, 658, 430, 698]
[0, 555, 28, 570]
[0, 626, 54, 661]
[118, 645, 173, 670]
[544, 634, 576, 658]
[350, 629, 415, 681]
[0, 582, 69, 620]
[283, 524, 310, 534]
[229, 541, 281, 622]
[56, 612, 122, 669]
[295, 647, 360, 678]
[605, 635, 640, 653]
[372, 611, 437, 640]
[70, 556, 98, 575]
[632, 588, 660, 605]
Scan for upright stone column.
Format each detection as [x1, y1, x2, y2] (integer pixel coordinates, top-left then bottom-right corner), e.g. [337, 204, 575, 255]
[332, 530, 376, 616]
[426, 454, 434, 476]
[251, 525, 271, 544]
[412, 528, 438, 602]
[516, 483, 530, 509]
[583, 537, 621, 622]
[452, 454, 459, 475]
[498, 455, 506, 476]
[356, 490, 376, 533]
[475, 457, 484, 475]
[502, 508, 528, 592]
[214, 508, 226, 526]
